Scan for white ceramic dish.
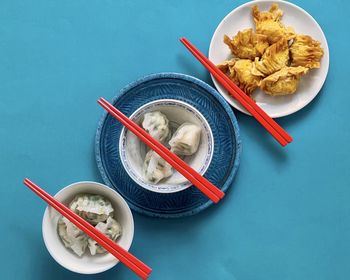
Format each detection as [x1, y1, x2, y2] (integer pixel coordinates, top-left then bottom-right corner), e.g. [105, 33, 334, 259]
[42, 181, 134, 274]
[209, 0, 329, 118]
[119, 99, 214, 193]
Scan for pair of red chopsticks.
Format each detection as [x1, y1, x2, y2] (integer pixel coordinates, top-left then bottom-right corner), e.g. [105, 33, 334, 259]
[23, 178, 152, 279]
[180, 37, 293, 147]
[98, 97, 225, 203]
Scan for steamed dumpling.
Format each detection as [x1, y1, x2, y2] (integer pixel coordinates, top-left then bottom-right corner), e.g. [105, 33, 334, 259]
[88, 217, 122, 255]
[169, 123, 201, 156]
[142, 111, 171, 143]
[69, 194, 114, 225]
[143, 150, 173, 184]
[57, 216, 88, 257]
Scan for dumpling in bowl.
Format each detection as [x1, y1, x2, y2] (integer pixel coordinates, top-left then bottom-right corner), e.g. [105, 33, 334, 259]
[169, 123, 201, 156]
[252, 38, 289, 76]
[142, 111, 171, 143]
[57, 216, 88, 257]
[290, 35, 324, 69]
[252, 3, 295, 44]
[260, 66, 309, 96]
[88, 217, 122, 255]
[143, 150, 173, 184]
[69, 194, 114, 225]
[223, 28, 269, 60]
[218, 59, 261, 95]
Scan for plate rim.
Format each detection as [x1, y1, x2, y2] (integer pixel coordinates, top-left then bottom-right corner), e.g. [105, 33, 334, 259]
[208, 0, 330, 118]
[95, 72, 242, 218]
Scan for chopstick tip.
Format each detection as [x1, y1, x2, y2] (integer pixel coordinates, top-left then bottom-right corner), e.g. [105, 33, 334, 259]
[98, 97, 109, 105]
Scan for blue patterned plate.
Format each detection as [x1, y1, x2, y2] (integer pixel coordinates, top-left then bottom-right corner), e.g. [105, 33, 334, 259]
[95, 73, 241, 218]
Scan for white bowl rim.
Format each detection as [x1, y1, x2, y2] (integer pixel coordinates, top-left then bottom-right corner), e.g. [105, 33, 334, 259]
[42, 181, 134, 274]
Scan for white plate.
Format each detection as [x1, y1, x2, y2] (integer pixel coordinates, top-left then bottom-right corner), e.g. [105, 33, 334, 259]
[209, 0, 329, 118]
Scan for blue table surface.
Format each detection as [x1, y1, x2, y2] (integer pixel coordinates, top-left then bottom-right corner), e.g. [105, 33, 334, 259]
[1, 0, 349, 279]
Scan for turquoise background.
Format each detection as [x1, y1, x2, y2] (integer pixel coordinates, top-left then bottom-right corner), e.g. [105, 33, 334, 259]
[1, 0, 349, 279]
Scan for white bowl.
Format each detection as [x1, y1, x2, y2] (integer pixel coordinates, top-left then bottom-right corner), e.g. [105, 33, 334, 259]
[42, 181, 134, 274]
[209, 0, 329, 118]
[119, 99, 214, 193]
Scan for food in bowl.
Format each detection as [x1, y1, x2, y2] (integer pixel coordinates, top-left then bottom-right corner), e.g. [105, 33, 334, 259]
[143, 150, 173, 184]
[69, 194, 114, 225]
[169, 123, 201, 156]
[57, 193, 122, 257]
[88, 217, 122, 255]
[57, 216, 88, 257]
[141, 111, 202, 184]
[217, 3, 324, 96]
[142, 111, 171, 143]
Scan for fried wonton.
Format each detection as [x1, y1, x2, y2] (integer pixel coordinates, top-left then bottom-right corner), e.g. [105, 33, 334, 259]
[252, 38, 289, 76]
[224, 28, 269, 60]
[218, 59, 261, 95]
[252, 3, 295, 44]
[217, 59, 236, 77]
[260, 66, 309, 96]
[290, 35, 324, 69]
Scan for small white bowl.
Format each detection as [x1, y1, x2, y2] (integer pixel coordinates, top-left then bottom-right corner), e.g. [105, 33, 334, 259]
[119, 99, 214, 193]
[42, 181, 134, 274]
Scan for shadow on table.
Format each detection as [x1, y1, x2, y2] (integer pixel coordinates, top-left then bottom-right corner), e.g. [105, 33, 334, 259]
[36, 249, 133, 280]
[176, 53, 212, 85]
[90, 136, 104, 183]
[131, 167, 242, 244]
[178, 49, 328, 159]
[227, 76, 327, 163]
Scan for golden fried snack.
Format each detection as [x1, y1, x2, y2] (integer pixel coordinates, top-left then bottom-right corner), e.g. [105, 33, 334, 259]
[290, 35, 324, 69]
[217, 59, 236, 75]
[218, 59, 261, 95]
[252, 3, 295, 44]
[252, 38, 289, 76]
[260, 66, 309, 96]
[223, 28, 269, 60]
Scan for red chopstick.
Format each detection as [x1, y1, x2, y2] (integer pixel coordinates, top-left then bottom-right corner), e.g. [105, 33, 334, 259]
[23, 178, 152, 280]
[180, 37, 293, 147]
[98, 97, 224, 203]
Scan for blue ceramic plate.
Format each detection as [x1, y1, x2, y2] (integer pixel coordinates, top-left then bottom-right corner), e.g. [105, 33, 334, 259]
[95, 73, 241, 218]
